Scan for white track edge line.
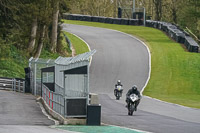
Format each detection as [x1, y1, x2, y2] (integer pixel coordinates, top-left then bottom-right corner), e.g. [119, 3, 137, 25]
[108, 29, 151, 95]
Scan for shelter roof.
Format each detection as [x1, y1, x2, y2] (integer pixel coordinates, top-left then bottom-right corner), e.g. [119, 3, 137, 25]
[55, 49, 96, 65]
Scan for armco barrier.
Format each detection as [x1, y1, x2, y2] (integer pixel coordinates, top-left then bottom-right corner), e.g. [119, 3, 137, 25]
[63, 14, 199, 53]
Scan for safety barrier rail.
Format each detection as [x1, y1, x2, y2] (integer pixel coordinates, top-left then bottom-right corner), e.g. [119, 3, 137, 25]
[0, 77, 25, 93]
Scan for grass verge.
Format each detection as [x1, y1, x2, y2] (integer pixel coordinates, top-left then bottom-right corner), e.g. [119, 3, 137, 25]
[63, 19, 200, 108]
[63, 31, 89, 55]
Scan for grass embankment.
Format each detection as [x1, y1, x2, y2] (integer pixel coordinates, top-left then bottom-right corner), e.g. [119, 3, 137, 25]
[63, 19, 200, 108]
[0, 30, 89, 79]
[0, 46, 27, 78]
[62, 31, 89, 55]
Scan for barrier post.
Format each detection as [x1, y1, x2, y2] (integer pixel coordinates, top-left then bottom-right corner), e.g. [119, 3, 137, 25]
[23, 81, 25, 93]
[14, 79, 16, 92]
[18, 80, 20, 92]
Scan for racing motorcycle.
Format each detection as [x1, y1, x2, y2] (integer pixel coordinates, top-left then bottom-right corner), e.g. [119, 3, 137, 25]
[114, 85, 123, 100]
[127, 94, 139, 115]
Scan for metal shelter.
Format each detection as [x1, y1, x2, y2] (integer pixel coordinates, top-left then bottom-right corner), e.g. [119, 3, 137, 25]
[29, 50, 96, 118]
[29, 57, 55, 96]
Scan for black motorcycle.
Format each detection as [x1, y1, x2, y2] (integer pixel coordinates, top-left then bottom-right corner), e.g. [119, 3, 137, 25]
[127, 94, 139, 115]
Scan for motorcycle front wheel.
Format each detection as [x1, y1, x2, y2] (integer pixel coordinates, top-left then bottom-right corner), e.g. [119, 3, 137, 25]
[128, 103, 135, 115]
[115, 91, 121, 100]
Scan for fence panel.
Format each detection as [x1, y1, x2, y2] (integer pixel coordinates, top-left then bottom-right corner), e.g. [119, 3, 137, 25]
[42, 84, 65, 117]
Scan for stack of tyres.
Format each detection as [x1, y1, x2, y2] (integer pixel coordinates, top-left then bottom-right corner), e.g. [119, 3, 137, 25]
[158, 21, 164, 30]
[153, 21, 159, 28]
[75, 14, 83, 21]
[91, 16, 99, 22]
[145, 20, 151, 27]
[121, 18, 129, 25]
[129, 19, 139, 25]
[167, 25, 177, 37]
[98, 16, 106, 23]
[112, 18, 122, 24]
[171, 29, 182, 41]
[176, 33, 185, 44]
[81, 15, 92, 21]
[105, 17, 113, 24]
[184, 36, 199, 52]
[161, 22, 172, 33]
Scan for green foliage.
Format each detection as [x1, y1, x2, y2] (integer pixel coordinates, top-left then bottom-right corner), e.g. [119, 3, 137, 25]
[67, 0, 115, 17]
[39, 48, 60, 59]
[0, 0, 84, 79]
[0, 45, 27, 78]
[0, 39, 11, 58]
[64, 20, 200, 108]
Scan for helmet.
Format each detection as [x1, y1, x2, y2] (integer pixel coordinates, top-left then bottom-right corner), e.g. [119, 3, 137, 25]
[117, 80, 121, 85]
[132, 85, 137, 91]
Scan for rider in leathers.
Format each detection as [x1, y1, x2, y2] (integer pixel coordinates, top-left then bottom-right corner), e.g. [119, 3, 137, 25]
[126, 85, 141, 111]
[114, 80, 123, 96]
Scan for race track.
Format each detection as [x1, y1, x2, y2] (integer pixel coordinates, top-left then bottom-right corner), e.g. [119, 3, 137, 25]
[64, 24, 200, 133]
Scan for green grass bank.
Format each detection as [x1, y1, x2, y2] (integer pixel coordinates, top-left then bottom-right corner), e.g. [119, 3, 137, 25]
[63, 31, 89, 55]
[63, 20, 200, 108]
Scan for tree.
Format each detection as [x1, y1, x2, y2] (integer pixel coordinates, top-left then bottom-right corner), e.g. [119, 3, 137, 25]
[153, 0, 162, 21]
[33, 0, 52, 58]
[50, 0, 59, 53]
[34, 24, 46, 58]
[27, 17, 38, 53]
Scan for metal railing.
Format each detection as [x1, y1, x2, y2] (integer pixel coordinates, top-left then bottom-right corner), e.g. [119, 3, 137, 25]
[42, 84, 65, 116]
[0, 77, 25, 93]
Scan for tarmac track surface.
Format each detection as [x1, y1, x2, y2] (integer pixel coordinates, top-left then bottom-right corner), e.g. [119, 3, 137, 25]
[0, 90, 74, 133]
[64, 24, 200, 133]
